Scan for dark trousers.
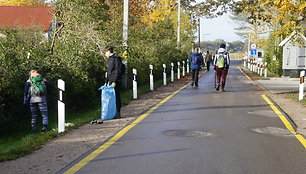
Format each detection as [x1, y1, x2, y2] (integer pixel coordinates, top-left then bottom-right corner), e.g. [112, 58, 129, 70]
[114, 82, 122, 113]
[206, 62, 211, 71]
[216, 67, 228, 89]
[30, 102, 48, 130]
[192, 69, 200, 85]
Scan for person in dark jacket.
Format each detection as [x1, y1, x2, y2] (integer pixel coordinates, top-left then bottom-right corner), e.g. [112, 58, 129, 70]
[214, 43, 230, 92]
[204, 51, 212, 71]
[190, 48, 203, 87]
[104, 46, 124, 119]
[24, 70, 49, 133]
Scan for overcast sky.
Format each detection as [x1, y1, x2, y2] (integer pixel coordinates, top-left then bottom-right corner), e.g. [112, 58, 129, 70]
[199, 13, 241, 42]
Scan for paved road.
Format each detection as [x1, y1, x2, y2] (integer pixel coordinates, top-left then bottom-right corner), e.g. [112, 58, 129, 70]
[257, 78, 305, 94]
[63, 61, 306, 174]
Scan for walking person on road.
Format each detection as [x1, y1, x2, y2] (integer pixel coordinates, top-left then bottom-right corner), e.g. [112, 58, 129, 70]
[104, 46, 125, 119]
[190, 47, 203, 87]
[204, 50, 212, 71]
[24, 70, 49, 133]
[214, 43, 230, 92]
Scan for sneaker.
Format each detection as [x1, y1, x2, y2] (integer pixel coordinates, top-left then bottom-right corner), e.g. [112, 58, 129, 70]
[221, 88, 225, 92]
[191, 82, 194, 87]
[216, 83, 220, 91]
[195, 84, 199, 87]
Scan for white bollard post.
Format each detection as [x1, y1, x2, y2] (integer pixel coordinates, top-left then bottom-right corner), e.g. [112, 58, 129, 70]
[171, 63, 174, 82]
[182, 61, 185, 76]
[105, 72, 108, 85]
[177, 62, 180, 79]
[150, 64, 154, 91]
[133, 68, 137, 99]
[58, 79, 65, 133]
[264, 62, 268, 78]
[260, 63, 263, 76]
[244, 59, 246, 67]
[299, 70, 305, 101]
[187, 59, 190, 73]
[257, 63, 260, 74]
[163, 64, 166, 86]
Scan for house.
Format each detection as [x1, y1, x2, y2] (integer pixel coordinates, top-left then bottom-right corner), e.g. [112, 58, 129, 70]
[0, 6, 54, 40]
[279, 31, 306, 77]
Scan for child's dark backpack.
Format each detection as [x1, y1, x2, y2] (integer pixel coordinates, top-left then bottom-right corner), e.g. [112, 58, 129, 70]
[29, 76, 47, 97]
[116, 56, 126, 75]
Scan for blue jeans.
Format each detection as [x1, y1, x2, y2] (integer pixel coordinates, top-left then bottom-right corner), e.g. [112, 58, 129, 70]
[30, 102, 48, 130]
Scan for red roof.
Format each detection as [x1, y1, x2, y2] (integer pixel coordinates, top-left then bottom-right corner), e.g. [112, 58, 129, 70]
[0, 6, 53, 31]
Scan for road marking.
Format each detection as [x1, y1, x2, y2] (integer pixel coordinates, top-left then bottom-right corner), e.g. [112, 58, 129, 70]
[64, 83, 191, 174]
[261, 95, 306, 148]
[238, 67, 252, 80]
[238, 67, 306, 148]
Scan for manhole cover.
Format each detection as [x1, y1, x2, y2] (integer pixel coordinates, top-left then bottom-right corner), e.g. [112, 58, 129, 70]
[164, 130, 211, 137]
[247, 110, 277, 117]
[252, 127, 293, 137]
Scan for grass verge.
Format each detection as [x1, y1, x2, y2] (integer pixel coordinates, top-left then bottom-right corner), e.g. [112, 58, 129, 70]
[284, 92, 306, 105]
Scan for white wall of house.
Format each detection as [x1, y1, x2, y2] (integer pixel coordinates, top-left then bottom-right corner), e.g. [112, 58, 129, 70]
[283, 43, 306, 70]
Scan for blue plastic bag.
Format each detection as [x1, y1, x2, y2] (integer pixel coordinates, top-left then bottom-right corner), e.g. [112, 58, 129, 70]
[98, 86, 116, 120]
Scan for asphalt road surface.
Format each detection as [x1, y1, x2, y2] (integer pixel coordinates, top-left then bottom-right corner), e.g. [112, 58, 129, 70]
[62, 61, 306, 174]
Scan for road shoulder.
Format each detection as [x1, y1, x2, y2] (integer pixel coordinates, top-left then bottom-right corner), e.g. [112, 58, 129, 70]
[240, 66, 306, 137]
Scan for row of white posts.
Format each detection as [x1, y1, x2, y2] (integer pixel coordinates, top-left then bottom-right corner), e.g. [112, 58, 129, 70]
[133, 59, 190, 99]
[244, 59, 268, 78]
[57, 59, 191, 133]
[243, 60, 305, 101]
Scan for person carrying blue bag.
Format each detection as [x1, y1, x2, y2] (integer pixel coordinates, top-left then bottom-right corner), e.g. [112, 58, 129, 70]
[93, 46, 125, 124]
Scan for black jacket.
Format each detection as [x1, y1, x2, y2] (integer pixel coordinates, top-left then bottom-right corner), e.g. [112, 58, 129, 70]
[106, 54, 123, 84]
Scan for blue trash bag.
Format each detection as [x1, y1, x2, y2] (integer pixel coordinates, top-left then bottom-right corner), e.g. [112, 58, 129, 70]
[98, 85, 116, 120]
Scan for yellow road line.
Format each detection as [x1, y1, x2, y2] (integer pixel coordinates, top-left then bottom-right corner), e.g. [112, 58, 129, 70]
[261, 95, 306, 148]
[238, 67, 252, 80]
[64, 83, 191, 174]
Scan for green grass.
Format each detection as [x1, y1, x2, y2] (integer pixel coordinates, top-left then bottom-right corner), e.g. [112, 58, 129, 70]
[284, 93, 306, 105]
[0, 77, 177, 161]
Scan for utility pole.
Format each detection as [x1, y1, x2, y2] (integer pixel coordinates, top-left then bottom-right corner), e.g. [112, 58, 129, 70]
[198, 18, 200, 49]
[122, 0, 129, 89]
[177, 0, 181, 45]
[123, 0, 128, 48]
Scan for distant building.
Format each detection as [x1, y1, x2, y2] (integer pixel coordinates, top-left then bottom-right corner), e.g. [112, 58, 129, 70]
[279, 31, 306, 77]
[0, 6, 54, 40]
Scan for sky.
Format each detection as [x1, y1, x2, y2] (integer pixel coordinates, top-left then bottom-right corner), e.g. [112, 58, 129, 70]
[199, 13, 241, 42]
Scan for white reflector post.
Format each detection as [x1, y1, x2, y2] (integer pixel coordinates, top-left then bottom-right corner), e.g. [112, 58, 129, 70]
[163, 64, 166, 86]
[299, 71, 305, 101]
[133, 68, 137, 99]
[171, 63, 174, 82]
[182, 61, 185, 77]
[187, 59, 190, 73]
[58, 79, 65, 133]
[177, 62, 181, 79]
[150, 65, 154, 91]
